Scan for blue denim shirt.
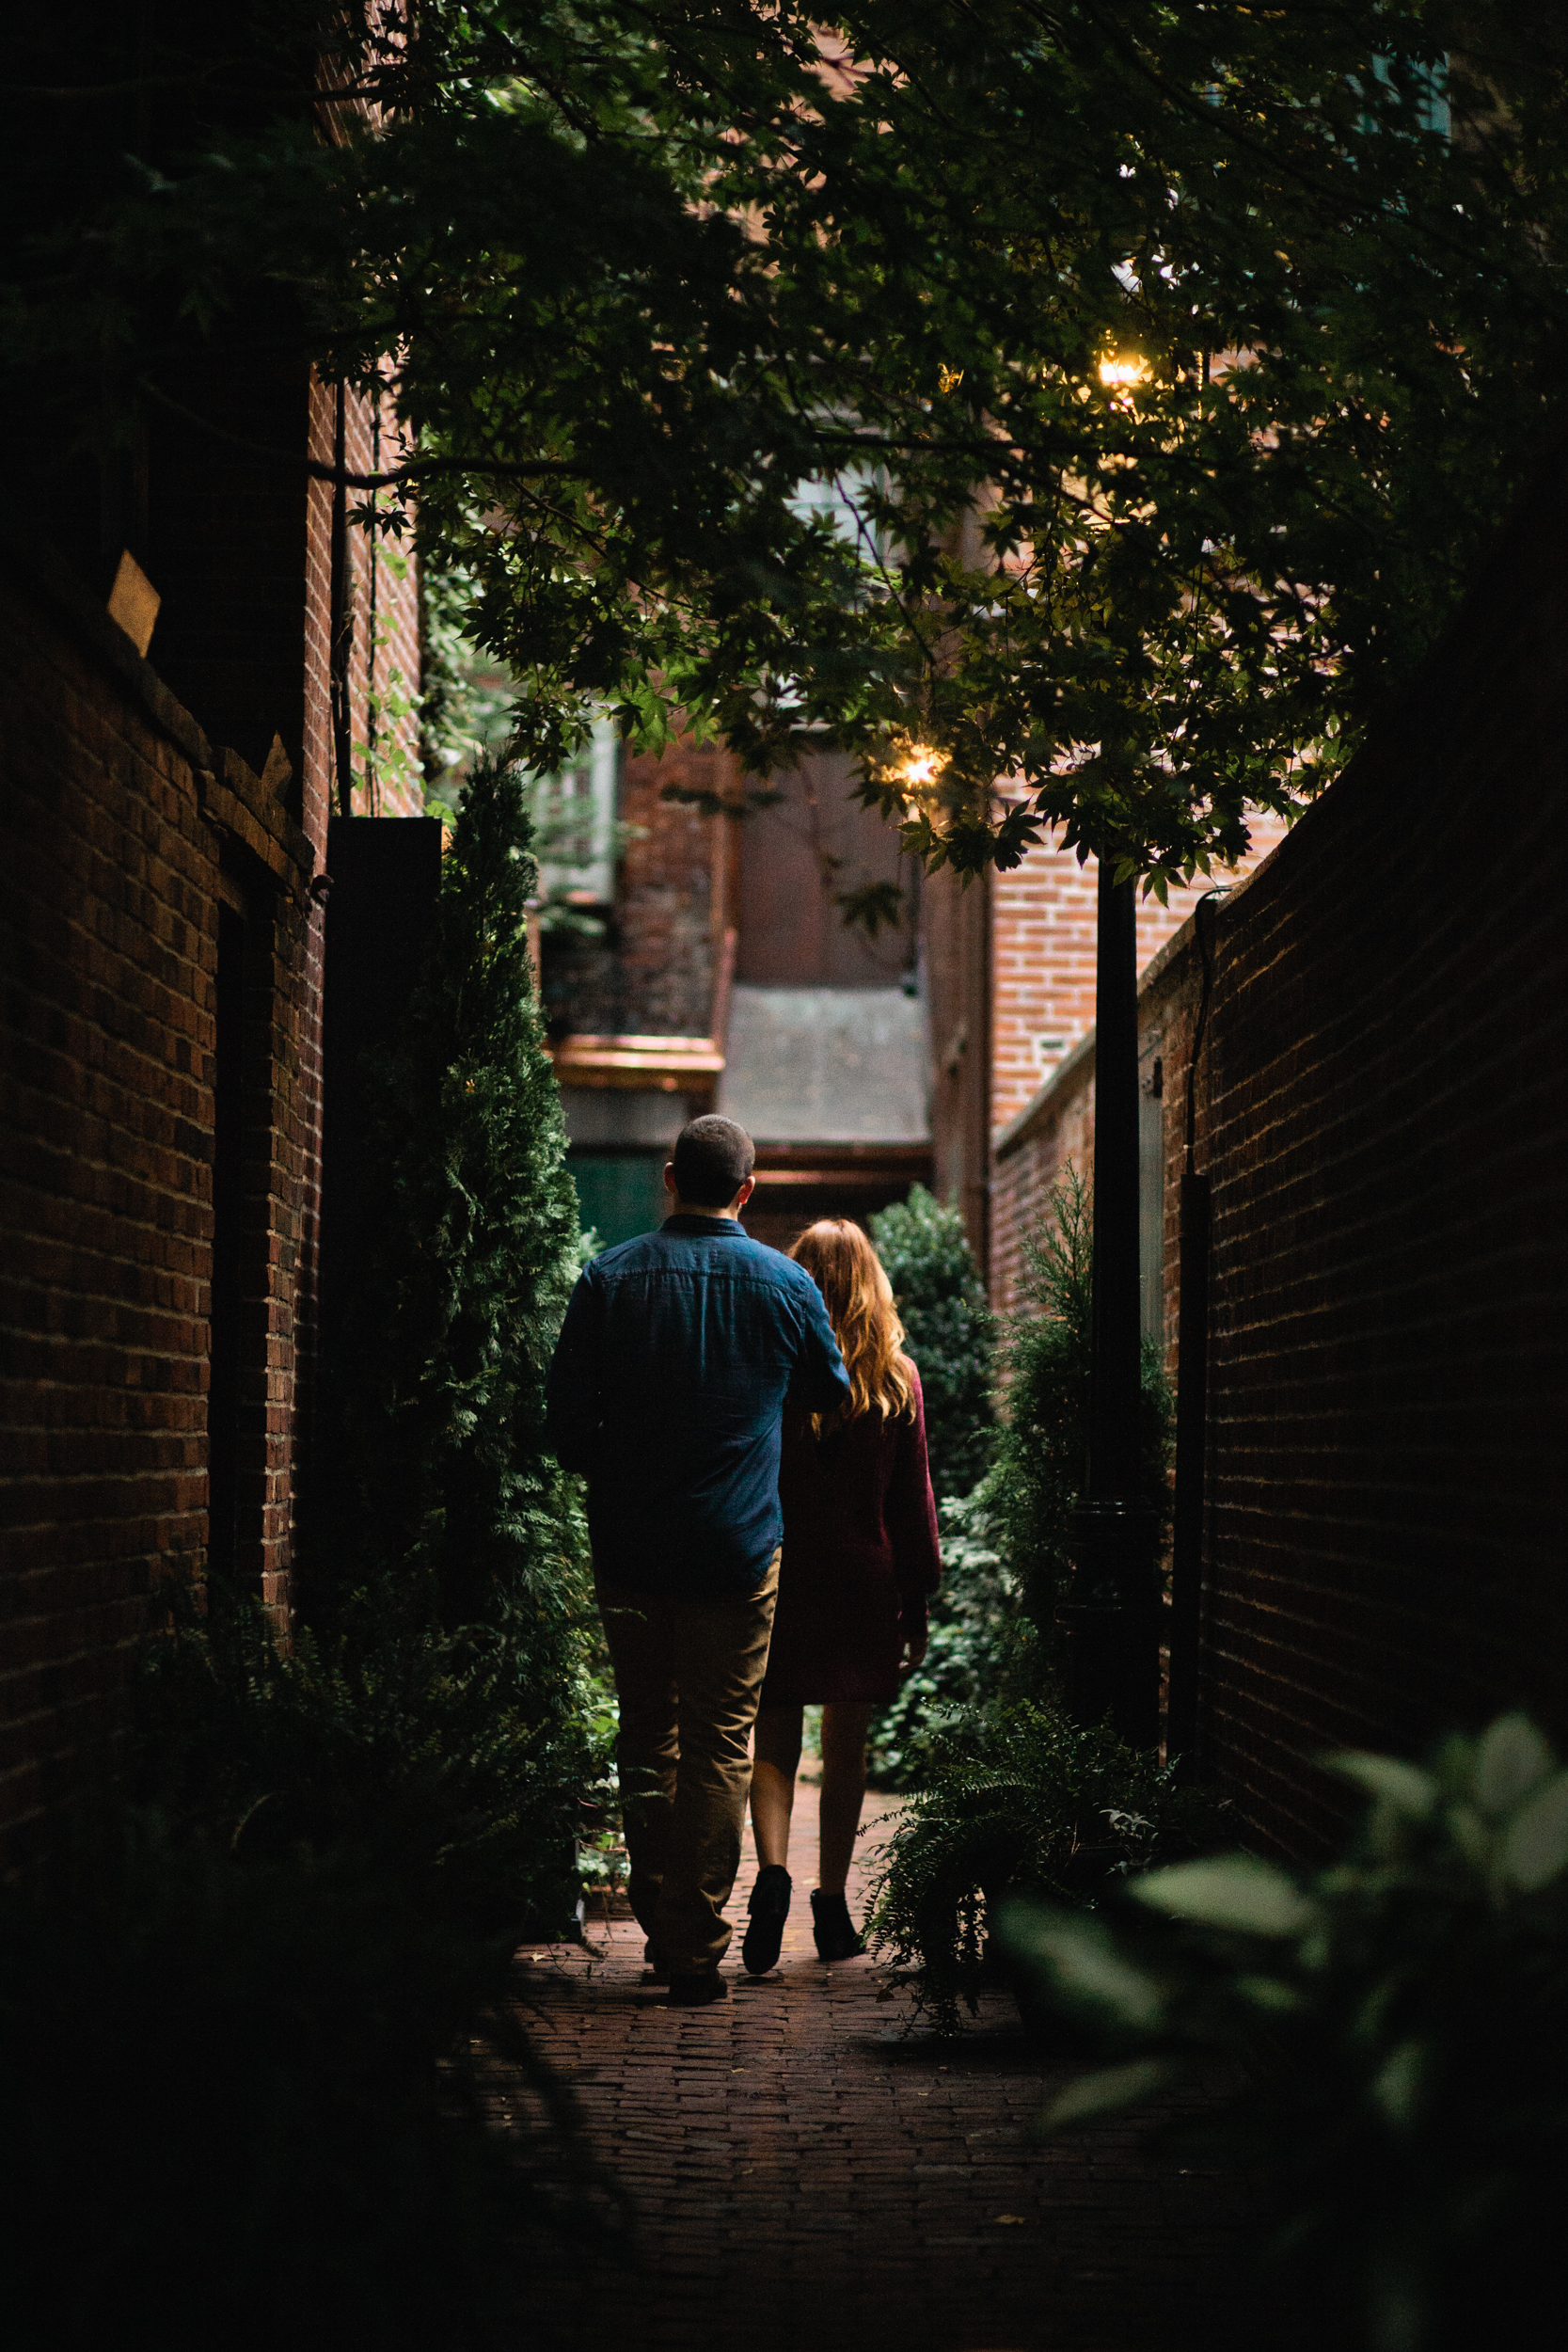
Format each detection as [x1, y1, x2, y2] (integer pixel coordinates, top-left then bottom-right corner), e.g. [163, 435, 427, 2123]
[545, 1215, 850, 1598]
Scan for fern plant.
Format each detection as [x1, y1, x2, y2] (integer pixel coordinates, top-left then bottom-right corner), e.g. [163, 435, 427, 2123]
[867, 1700, 1219, 2032]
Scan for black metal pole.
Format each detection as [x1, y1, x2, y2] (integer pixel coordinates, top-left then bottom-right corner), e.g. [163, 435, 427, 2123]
[1056, 857, 1160, 1746]
[1166, 889, 1226, 1770]
[1166, 1168, 1210, 1766]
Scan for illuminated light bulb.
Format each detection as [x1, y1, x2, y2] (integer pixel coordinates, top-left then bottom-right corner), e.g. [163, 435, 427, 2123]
[1099, 354, 1150, 388]
[900, 746, 945, 789]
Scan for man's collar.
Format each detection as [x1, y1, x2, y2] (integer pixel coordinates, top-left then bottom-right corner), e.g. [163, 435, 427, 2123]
[662, 1213, 746, 1236]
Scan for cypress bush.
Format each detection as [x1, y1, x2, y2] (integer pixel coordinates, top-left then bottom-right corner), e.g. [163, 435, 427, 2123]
[871, 1184, 996, 1501]
[151, 756, 604, 1940]
[345, 751, 587, 1648]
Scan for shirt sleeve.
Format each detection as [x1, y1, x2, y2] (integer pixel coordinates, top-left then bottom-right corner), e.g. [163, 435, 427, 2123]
[786, 1273, 853, 1415]
[887, 1364, 942, 1619]
[544, 1267, 600, 1473]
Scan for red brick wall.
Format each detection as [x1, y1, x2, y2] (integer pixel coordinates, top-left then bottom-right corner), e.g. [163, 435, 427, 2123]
[991, 815, 1292, 1132]
[990, 453, 1568, 1858]
[1188, 461, 1568, 1853]
[1, 546, 325, 1865]
[547, 737, 734, 1041]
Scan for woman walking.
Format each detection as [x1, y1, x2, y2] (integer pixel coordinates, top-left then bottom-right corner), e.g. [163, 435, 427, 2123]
[743, 1219, 942, 1971]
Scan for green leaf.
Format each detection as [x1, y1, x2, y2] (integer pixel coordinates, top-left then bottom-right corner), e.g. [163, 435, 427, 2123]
[1003, 1908, 1166, 2027]
[1500, 1769, 1568, 1893]
[1370, 2039, 1426, 2131]
[1129, 1856, 1314, 1939]
[1234, 1974, 1306, 2014]
[1326, 1752, 1436, 1820]
[1472, 1713, 1555, 1820]
[1043, 2058, 1171, 2131]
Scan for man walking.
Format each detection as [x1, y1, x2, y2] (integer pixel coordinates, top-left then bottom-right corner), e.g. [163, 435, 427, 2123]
[546, 1115, 849, 2005]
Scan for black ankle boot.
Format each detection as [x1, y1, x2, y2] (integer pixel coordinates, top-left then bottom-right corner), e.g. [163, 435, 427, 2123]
[811, 1888, 864, 1963]
[741, 1865, 792, 1976]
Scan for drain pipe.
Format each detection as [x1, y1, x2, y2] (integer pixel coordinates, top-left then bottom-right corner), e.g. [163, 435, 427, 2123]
[1166, 889, 1227, 1772]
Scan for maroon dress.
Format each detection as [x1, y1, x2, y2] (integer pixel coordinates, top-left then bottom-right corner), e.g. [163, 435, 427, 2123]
[760, 1360, 942, 1708]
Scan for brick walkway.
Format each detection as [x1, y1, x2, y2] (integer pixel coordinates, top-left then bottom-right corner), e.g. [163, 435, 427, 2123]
[516, 1783, 1274, 2352]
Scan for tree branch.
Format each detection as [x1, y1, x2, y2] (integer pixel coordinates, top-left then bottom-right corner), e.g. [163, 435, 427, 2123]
[135, 378, 578, 487]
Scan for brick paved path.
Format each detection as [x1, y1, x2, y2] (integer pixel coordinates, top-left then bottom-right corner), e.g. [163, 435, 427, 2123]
[516, 1785, 1275, 2352]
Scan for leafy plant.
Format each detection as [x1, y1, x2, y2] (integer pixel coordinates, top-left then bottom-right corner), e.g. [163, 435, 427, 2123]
[864, 1483, 1024, 1791]
[1, 1815, 625, 2352]
[18, 8, 1566, 883]
[990, 1168, 1172, 1673]
[1005, 1713, 1568, 2352]
[331, 751, 588, 1660]
[867, 1700, 1220, 2032]
[871, 1184, 996, 1502]
[137, 1575, 612, 1941]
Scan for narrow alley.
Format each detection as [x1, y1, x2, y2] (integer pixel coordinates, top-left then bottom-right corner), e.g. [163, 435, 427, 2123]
[518, 1788, 1271, 2352]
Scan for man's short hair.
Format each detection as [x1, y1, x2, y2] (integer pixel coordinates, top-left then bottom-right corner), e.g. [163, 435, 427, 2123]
[672, 1115, 755, 1207]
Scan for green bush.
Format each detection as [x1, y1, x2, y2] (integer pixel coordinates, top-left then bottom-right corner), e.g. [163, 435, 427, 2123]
[864, 1483, 1026, 1790]
[332, 749, 589, 1658]
[1, 1818, 624, 2352]
[138, 1576, 613, 1940]
[1005, 1712, 1568, 2351]
[867, 1699, 1220, 2032]
[990, 1167, 1172, 1673]
[871, 1184, 996, 1501]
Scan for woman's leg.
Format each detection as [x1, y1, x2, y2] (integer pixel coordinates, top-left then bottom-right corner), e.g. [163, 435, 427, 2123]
[817, 1701, 876, 1895]
[750, 1705, 804, 1871]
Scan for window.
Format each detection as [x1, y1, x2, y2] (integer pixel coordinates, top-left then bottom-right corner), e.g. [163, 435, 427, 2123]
[534, 717, 620, 905]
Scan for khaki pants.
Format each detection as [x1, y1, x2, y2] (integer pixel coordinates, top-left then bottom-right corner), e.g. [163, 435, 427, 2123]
[596, 1551, 780, 1976]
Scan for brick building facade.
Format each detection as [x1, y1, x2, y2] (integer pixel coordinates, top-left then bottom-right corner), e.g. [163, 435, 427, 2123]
[1, 352, 420, 1864]
[546, 739, 930, 1249]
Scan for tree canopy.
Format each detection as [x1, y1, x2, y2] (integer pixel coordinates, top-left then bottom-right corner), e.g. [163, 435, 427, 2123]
[10, 2, 1567, 879]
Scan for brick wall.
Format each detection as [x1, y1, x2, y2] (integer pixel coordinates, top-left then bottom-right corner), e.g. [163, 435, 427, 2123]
[545, 736, 734, 1040]
[990, 452, 1568, 1857]
[0, 544, 325, 1866]
[991, 814, 1292, 1132]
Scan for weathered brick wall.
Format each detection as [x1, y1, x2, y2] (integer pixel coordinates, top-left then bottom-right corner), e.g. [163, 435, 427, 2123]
[991, 813, 1291, 1131]
[546, 737, 733, 1040]
[990, 454, 1568, 1858]
[0, 546, 324, 1865]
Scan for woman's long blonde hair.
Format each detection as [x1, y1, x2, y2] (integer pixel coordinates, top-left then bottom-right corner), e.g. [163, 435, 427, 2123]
[788, 1219, 915, 1430]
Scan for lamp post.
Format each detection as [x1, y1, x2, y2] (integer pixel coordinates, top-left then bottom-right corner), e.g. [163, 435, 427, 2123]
[1055, 855, 1160, 1747]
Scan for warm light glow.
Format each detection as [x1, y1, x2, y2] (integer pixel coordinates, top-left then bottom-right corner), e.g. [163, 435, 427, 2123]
[899, 745, 945, 790]
[1099, 354, 1150, 389]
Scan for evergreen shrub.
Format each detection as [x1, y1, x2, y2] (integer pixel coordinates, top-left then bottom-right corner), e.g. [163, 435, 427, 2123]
[152, 756, 603, 1938]
[342, 750, 588, 1649]
[1005, 1712, 1568, 2351]
[863, 1486, 1023, 1791]
[871, 1184, 996, 1501]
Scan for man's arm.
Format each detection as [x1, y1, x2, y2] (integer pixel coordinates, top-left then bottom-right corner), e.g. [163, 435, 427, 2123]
[544, 1269, 601, 1474]
[786, 1274, 852, 1415]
